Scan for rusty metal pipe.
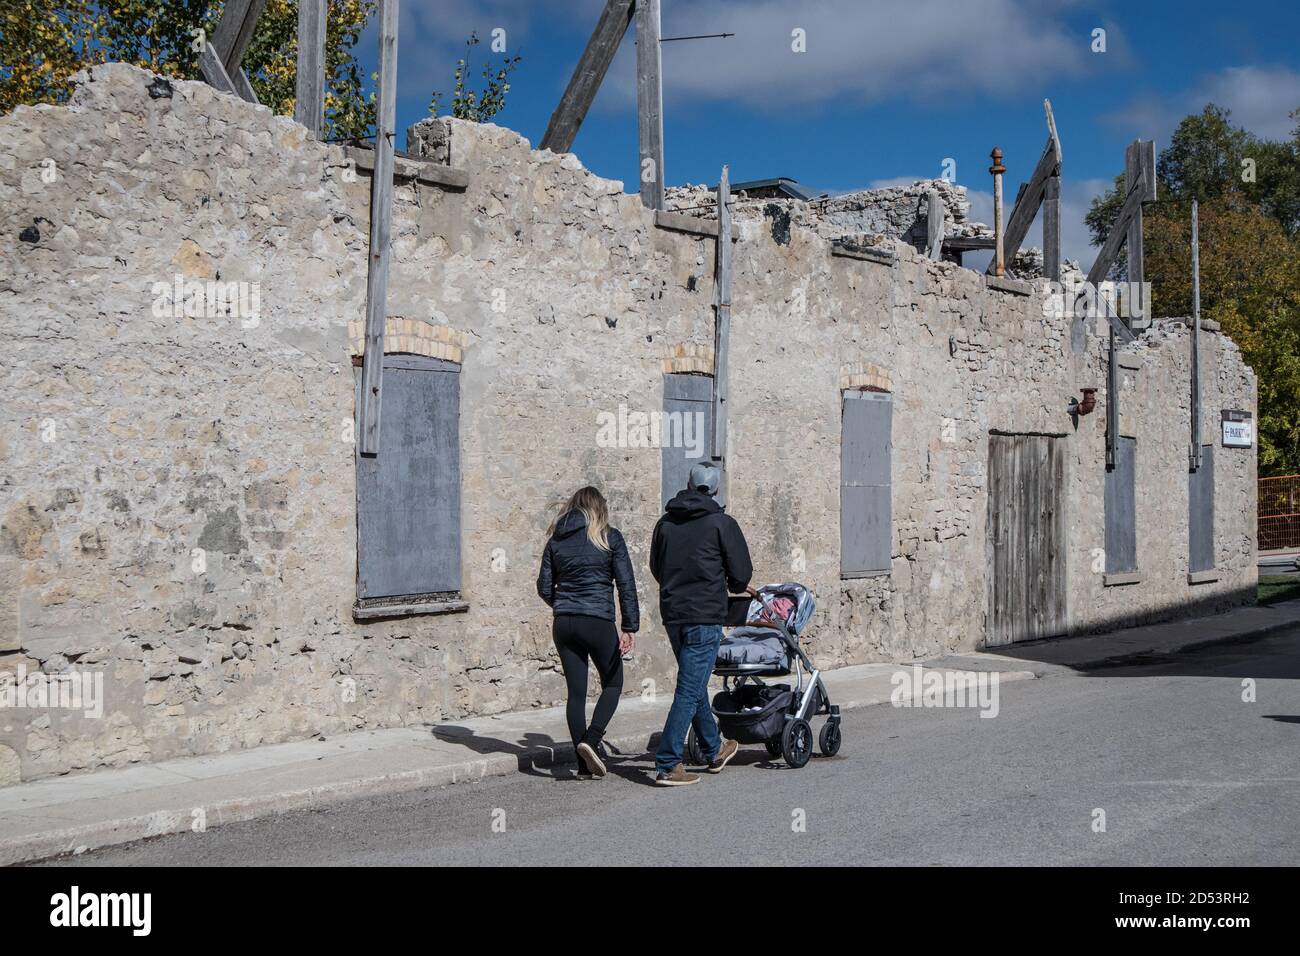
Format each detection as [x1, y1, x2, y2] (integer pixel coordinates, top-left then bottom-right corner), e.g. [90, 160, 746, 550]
[989, 147, 1006, 277]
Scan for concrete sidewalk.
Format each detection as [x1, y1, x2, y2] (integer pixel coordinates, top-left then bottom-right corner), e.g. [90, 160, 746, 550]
[0, 660, 1033, 865]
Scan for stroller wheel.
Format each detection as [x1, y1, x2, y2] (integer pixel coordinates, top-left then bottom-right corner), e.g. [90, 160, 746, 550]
[781, 718, 813, 769]
[818, 720, 842, 757]
[764, 738, 782, 759]
[685, 727, 707, 767]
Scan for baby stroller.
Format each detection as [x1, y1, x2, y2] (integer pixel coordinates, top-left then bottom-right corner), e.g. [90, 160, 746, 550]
[685, 583, 841, 769]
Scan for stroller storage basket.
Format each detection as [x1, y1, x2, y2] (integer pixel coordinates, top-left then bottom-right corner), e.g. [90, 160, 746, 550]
[712, 683, 792, 744]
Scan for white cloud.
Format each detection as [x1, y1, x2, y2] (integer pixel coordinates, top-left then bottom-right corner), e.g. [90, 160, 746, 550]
[597, 0, 1090, 111]
[1106, 65, 1300, 144]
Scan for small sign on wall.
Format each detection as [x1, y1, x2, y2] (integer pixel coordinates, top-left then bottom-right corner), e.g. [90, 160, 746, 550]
[1222, 409, 1254, 448]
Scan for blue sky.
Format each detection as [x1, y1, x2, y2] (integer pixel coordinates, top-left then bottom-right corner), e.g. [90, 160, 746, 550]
[356, 0, 1300, 266]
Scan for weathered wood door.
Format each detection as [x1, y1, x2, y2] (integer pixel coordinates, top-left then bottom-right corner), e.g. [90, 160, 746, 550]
[986, 434, 1067, 646]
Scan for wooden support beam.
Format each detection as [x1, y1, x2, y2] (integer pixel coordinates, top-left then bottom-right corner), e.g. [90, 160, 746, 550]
[294, 0, 328, 138]
[198, 43, 238, 96]
[358, 0, 399, 457]
[1043, 172, 1061, 282]
[987, 100, 1062, 275]
[831, 241, 895, 265]
[942, 235, 995, 252]
[539, 0, 634, 153]
[1083, 169, 1146, 343]
[652, 209, 738, 240]
[926, 189, 944, 260]
[344, 146, 470, 189]
[711, 166, 732, 462]
[989, 145, 1059, 272]
[208, 0, 266, 104]
[635, 0, 665, 210]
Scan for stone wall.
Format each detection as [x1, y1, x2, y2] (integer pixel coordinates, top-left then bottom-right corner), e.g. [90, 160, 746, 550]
[667, 177, 990, 256]
[0, 65, 1256, 784]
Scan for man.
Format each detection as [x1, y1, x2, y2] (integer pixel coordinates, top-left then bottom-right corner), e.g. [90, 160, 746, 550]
[649, 461, 753, 786]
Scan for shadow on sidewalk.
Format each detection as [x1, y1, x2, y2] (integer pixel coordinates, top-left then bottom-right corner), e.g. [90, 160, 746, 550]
[427, 724, 567, 779]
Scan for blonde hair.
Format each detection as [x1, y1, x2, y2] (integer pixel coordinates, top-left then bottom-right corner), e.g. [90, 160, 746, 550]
[548, 486, 611, 551]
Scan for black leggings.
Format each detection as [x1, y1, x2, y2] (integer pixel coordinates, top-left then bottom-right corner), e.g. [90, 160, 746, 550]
[553, 614, 624, 756]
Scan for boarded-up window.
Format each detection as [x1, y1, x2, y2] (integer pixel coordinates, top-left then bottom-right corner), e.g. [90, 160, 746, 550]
[661, 373, 714, 507]
[355, 355, 462, 606]
[841, 391, 892, 577]
[1104, 436, 1137, 573]
[1189, 445, 1215, 573]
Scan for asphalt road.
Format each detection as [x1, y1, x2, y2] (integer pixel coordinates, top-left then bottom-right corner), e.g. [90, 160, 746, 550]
[47, 629, 1300, 866]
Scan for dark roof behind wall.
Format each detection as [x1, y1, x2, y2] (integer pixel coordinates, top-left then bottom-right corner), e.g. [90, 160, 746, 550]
[721, 177, 823, 201]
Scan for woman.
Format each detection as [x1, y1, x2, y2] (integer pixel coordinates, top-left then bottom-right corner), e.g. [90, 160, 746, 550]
[537, 486, 639, 778]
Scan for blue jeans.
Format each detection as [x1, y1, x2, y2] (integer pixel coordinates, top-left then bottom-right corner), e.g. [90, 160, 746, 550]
[655, 624, 723, 774]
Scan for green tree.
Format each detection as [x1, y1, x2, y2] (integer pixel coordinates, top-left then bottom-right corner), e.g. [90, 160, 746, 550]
[0, 0, 376, 140]
[428, 32, 521, 123]
[1087, 105, 1300, 245]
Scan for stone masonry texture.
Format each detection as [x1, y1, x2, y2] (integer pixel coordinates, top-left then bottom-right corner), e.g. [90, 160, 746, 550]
[0, 65, 1257, 785]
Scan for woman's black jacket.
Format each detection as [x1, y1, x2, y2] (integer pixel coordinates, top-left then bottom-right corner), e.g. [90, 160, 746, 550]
[537, 511, 639, 632]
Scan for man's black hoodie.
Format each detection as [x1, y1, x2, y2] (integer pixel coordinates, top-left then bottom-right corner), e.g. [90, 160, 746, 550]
[650, 489, 753, 625]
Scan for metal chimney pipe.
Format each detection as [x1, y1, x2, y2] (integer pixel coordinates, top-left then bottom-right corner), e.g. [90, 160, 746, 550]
[990, 147, 1006, 277]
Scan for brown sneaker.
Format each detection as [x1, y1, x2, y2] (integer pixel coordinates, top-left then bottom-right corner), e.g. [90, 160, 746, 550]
[708, 739, 740, 773]
[576, 741, 607, 778]
[654, 764, 700, 787]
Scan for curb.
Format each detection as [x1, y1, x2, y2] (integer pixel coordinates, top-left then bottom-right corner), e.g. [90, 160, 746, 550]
[3, 668, 1035, 865]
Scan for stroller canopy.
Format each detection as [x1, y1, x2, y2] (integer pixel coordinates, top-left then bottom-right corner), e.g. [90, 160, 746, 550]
[747, 582, 815, 635]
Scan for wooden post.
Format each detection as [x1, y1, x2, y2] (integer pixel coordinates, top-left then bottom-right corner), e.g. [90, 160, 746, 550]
[712, 166, 732, 463]
[1043, 173, 1061, 282]
[1190, 199, 1202, 471]
[635, 0, 665, 210]
[1124, 139, 1156, 321]
[1124, 142, 1142, 294]
[294, 0, 328, 138]
[358, 0, 399, 457]
[989, 147, 1006, 276]
[539, 0, 635, 153]
[926, 189, 944, 260]
[1107, 326, 1118, 469]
